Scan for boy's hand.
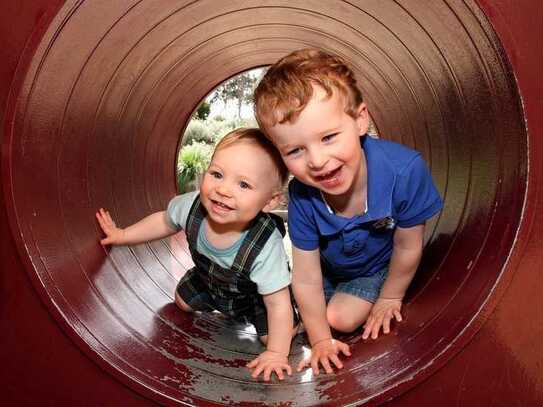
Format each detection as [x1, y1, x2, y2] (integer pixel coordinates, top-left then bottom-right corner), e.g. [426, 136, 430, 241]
[362, 298, 403, 340]
[297, 338, 351, 375]
[247, 350, 292, 381]
[95, 208, 125, 245]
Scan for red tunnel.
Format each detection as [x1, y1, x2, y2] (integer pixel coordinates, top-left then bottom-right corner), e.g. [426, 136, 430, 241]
[2, 0, 542, 405]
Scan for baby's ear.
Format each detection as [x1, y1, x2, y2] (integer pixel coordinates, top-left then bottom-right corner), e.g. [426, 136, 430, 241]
[262, 190, 285, 213]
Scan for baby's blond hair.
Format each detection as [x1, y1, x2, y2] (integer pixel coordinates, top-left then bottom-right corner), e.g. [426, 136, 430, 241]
[213, 128, 288, 187]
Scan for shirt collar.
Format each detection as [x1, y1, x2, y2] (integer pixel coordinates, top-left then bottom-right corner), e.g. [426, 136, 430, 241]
[363, 135, 397, 222]
[310, 135, 397, 236]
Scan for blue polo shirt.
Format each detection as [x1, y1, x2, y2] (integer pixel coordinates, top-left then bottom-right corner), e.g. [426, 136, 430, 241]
[288, 135, 443, 280]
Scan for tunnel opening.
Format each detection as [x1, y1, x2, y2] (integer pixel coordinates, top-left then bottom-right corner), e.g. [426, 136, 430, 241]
[3, 1, 527, 405]
[176, 67, 264, 195]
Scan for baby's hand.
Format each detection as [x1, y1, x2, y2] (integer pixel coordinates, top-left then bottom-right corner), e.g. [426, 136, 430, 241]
[362, 298, 403, 340]
[297, 338, 351, 375]
[95, 208, 125, 246]
[247, 350, 291, 381]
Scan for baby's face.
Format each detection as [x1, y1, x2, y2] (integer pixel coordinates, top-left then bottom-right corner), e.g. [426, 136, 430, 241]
[199, 141, 280, 232]
[267, 85, 369, 199]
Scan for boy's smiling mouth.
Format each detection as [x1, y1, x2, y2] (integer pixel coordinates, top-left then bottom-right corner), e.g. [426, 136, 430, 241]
[313, 166, 344, 189]
[315, 166, 342, 181]
[315, 167, 340, 179]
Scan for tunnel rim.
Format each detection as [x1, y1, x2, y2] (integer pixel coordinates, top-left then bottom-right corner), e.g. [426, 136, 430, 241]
[1, 0, 530, 405]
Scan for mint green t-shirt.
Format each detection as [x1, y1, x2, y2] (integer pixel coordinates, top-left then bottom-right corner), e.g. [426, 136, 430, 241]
[166, 192, 291, 295]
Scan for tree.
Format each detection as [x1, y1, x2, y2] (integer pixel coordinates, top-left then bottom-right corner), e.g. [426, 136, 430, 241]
[210, 72, 258, 120]
[195, 101, 210, 120]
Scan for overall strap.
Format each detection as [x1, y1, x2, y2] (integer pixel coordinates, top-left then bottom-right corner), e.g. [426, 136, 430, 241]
[184, 195, 228, 290]
[185, 195, 206, 258]
[231, 212, 279, 276]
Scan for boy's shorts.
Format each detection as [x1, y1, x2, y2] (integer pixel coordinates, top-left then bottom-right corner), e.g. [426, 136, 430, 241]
[176, 270, 298, 337]
[322, 267, 389, 304]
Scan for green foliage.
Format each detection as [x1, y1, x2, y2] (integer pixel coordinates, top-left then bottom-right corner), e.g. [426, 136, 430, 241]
[195, 101, 210, 120]
[177, 68, 267, 193]
[177, 142, 213, 193]
[206, 118, 237, 141]
[186, 117, 257, 144]
[182, 119, 213, 145]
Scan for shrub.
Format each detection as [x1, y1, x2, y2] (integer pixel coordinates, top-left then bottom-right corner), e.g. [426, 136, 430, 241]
[182, 120, 213, 145]
[195, 101, 210, 121]
[206, 118, 236, 143]
[177, 142, 213, 193]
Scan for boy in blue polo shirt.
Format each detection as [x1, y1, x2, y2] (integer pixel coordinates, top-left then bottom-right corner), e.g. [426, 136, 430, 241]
[254, 49, 443, 375]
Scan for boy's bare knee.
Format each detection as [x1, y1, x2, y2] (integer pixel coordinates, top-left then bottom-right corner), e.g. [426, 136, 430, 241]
[327, 308, 358, 333]
[174, 291, 193, 313]
[327, 301, 370, 333]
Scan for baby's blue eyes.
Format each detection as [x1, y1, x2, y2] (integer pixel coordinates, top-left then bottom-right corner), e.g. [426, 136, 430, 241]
[209, 171, 251, 189]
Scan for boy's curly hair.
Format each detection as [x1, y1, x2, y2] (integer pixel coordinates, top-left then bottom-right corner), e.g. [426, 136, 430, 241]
[254, 48, 363, 131]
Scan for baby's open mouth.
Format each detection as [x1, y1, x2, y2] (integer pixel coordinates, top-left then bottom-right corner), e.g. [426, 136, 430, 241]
[211, 199, 233, 210]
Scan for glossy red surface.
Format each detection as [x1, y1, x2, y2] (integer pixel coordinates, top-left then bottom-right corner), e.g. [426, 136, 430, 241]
[1, 0, 541, 405]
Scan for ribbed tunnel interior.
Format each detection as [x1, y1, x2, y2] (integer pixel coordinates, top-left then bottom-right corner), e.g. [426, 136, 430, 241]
[4, 1, 527, 405]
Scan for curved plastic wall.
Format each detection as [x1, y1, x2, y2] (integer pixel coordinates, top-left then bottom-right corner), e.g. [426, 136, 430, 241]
[1, 1, 542, 406]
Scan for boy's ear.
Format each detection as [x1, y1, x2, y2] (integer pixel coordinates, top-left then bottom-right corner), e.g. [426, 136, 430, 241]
[355, 102, 370, 134]
[262, 190, 284, 213]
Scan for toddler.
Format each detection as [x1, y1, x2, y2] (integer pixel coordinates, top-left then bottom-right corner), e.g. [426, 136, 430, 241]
[96, 128, 298, 381]
[254, 49, 443, 375]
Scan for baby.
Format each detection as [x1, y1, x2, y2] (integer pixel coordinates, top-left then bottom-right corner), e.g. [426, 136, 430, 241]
[96, 128, 298, 381]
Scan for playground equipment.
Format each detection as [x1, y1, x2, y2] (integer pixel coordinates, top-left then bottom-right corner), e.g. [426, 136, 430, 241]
[2, 1, 542, 405]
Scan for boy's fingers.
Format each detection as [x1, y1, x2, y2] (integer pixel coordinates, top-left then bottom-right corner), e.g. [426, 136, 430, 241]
[394, 310, 403, 322]
[274, 367, 284, 381]
[340, 343, 351, 356]
[329, 354, 343, 370]
[372, 320, 382, 339]
[247, 359, 257, 368]
[310, 358, 321, 375]
[362, 320, 373, 339]
[383, 315, 391, 334]
[285, 364, 292, 376]
[320, 357, 333, 374]
[251, 365, 263, 379]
